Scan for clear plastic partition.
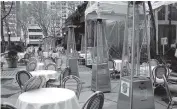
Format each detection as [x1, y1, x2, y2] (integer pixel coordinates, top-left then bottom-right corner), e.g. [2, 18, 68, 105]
[121, 2, 151, 78]
[67, 26, 78, 59]
[85, 20, 95, 65]
[92, 19, 109, 65]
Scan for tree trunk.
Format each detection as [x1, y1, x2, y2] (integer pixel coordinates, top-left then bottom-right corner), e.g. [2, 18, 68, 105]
[168, 4, 172, 48]
[43, 28, 48, 37]
[148, 1, 157, 57]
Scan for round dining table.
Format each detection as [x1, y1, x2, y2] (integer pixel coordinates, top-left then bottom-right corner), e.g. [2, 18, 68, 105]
[30, 70, 58, 80]
[16, 88, 80, 109]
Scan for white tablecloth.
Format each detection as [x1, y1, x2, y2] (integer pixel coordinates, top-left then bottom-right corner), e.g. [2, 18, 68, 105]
[35, 63, 45, 70]
[16, 88, 80, 109]
[79, 53, 86, 59]
[140, 66, 156, 77]
[18, 53, 25, 61]
[30, 70, 58, 80]
[114, 59, 122, 71]
[43, 52, 49, 58]
[52, 53, 59, 58]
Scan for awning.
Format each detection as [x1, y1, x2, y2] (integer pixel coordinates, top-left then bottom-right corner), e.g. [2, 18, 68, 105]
[85, 1, 128, 21]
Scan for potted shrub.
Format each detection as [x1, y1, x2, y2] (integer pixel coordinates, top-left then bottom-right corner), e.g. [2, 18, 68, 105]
[5, 50, 19, 68]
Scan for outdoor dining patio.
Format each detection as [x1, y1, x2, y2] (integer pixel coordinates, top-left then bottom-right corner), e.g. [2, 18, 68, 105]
[1, 1, 177, 109]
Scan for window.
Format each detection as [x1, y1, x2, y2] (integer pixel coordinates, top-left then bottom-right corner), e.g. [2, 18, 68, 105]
[168, 5, 177, 21]
[158, 6, 165, 20]
[28, 29, 42, 32]
[158, 25, 176, 50]
[29, 35, 42, 39]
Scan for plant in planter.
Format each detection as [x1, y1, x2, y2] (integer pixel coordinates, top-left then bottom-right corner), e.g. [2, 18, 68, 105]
[5, 50, 19, 68]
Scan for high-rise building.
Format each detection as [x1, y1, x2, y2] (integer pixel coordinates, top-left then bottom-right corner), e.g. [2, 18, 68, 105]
[1, 1, 21, 42]
[49, 1, 83, 37]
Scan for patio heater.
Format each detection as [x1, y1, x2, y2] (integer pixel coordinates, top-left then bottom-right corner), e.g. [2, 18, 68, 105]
[66, 25, 79, 77]
[117, 2, 155, 109]
[91, 19, 111, 92]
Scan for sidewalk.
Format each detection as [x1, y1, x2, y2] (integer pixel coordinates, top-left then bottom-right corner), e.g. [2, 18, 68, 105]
[1, 55, 171, 109]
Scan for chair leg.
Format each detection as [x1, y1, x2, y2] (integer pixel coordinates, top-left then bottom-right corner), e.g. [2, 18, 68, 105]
[167, 101, 171, 109]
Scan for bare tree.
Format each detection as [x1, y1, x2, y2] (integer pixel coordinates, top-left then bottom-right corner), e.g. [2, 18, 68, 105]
[17, 2, 30, 46]
[1, 1, 13, 52]
[27, 1, 51, 37]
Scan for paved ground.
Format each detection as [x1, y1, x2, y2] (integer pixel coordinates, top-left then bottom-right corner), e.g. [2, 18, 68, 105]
[1, 54, 176, 109]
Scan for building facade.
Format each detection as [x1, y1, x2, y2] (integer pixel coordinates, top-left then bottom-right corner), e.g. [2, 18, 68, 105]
[150, 3, 177, 55]
[49, 1, 83, 37]
[1, 1, 21, 42]
[27, 24, 44, 46]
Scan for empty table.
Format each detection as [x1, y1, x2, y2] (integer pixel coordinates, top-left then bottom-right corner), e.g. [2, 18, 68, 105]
[16, 88, 80, 109]
[30, 70, 58, 80]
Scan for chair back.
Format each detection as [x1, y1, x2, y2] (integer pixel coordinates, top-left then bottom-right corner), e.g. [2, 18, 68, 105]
[61, 75, 82, 98]
[163, 75, 172, 102]
[23, 76, 45, 92]
[29, 57, 37, 63]
[55, 58, 63, 68]
[45, 63, 57, 71]
[1, 103, 17, 109]
[24, 53, 30, 59]
[26, 61, 37, 71]
[43, 58, 54, 65]
[149, 59, 159, 66]
[153, 65, 169, 82]
[16, 70, 32, 89]
[82, 91, 104, 109]
[61, 67, 71, 79]
[39, 76, 47, 88]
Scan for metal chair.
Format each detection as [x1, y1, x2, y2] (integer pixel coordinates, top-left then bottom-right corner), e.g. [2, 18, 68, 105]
[29, 57, 37, 64]
[152, 64, 169, 88]
[45, 63, 57, 71]
[19, 53, 30, 65]
[16, 70, 32, 92]
[46, 68, 69, 88]
[55, 58, 63, 69]
[23, 76, 45, 92]
[82, 91, 104, 109]
[61, 75, 82, 99]
[163, 75, 177, 109]
[26, 61, 37, 71]
[1, 103, 17, 109]
[43, 57, 55, 66]
[149, 59, 159, 66]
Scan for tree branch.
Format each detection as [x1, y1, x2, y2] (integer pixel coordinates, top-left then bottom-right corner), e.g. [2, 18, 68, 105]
[1, 1, 13, 20]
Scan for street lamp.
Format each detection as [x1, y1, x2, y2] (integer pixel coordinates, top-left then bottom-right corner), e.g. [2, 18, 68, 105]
[63, 32, 66, 36]
[8, 31, 11, 48]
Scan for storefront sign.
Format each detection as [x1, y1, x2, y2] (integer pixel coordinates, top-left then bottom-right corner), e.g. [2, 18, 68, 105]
[161, 37, 168, 45]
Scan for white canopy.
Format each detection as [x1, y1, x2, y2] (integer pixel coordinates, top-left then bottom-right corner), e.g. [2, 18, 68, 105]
[85, 1, 177, 19]
[85, 1, 128, 21]
[150, 1, 177, 10]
